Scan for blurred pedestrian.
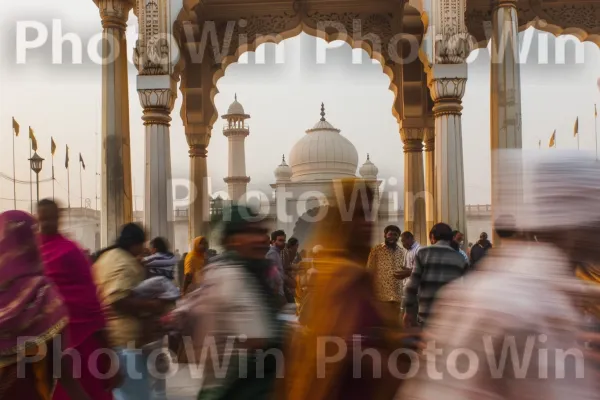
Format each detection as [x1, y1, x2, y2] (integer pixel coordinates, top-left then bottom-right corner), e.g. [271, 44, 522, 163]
[282, 237, 300, 303]
[94, 223, 168, 400]
[469, 231, 492, 267]
[143, 237, 177, 280]
[38, 199, 118, 399]
[398, 150, 600, 399]
[0, 211, 91, 400]
[284, 179, 414, 400]
[183, 236, 208, 293]
[170, 205, 284, 400]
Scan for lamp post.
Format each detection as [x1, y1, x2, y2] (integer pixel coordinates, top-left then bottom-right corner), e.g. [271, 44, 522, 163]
[29, 152, 44, 204]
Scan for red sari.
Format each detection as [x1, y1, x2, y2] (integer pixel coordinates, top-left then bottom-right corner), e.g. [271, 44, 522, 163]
[40, 234, 113, 400]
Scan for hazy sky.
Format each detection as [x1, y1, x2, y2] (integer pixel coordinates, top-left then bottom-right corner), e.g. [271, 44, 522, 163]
[1, 0, 599, 212]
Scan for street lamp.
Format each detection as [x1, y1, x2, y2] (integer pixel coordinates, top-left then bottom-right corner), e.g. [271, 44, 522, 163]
[29, 152, 44, 204]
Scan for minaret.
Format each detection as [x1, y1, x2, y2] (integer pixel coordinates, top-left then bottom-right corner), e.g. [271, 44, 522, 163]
[222, 94, 251, 202]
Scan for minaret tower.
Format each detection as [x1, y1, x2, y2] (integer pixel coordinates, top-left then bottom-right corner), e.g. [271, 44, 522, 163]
[222, 94, 251, 202]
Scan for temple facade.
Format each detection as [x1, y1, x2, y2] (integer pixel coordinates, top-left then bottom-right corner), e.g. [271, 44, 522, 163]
[91, 0, 600, 247]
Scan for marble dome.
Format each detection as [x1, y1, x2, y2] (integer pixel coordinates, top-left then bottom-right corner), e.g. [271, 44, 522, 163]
[359, 154, 379, 179]
[274, 155, 293, 182]
[288, 104, 359, 182]
[227, 94, 246, 115]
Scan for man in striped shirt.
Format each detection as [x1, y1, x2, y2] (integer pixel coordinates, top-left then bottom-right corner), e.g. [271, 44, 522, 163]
[402, 223, 468, 327]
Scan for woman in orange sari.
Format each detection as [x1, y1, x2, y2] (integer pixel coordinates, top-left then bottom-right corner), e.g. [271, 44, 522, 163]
[183, 236, 208, 293]
[281, 179, 417, 400]
[0, 210, 91, 400]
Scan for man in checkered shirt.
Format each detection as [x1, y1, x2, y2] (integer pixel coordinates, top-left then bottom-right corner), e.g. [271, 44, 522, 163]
[402, 222, 468, 327]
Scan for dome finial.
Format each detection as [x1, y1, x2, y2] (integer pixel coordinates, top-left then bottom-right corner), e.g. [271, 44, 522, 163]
[235, 93, 237, 101]
[320, 103, 326, 121]
[282, 154, 286, 163]
[367, 153, 370, 161]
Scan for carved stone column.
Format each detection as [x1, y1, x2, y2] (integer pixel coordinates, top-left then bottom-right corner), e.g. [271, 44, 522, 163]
[491, 0, 523, 243]
[428, 64, 468, 235]
[400, 125, 427, 246]
[423, 120, 436, 240]
[98, 0, 133, 246]
[138, 76, 176, 246]
[187, 128, 211, 240]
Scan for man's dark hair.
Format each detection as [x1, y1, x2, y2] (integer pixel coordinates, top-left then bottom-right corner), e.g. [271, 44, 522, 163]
[271, 230, 286, 242]
[495, 215, 516, 239]
[401, 231, 414, 239]
[150, 237, 169, 253]
[287, 237, 299, 247]
[116, 223, 146, 250]
[384, 225, 401, 235]
[452, 230, 462, 237]
[38, 198, 59, 210]
[430, 223, 453, 242]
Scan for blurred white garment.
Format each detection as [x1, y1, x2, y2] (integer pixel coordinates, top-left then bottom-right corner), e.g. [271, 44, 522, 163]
[397, 241, 600, 400]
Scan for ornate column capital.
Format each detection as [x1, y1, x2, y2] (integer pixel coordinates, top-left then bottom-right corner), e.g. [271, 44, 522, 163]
[138, 75, 176, 126]
[428, 63, 467, 115]
[98, 0, 132, 31]
[186, 124, 211, 156]
[189, 144, 208, 158]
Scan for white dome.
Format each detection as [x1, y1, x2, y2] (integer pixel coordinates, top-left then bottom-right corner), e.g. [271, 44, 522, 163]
[288, 104, 359, 182]
[274, 155, 292, 182]
[359, 154, 379, 179]
[227, 94, 246, 115]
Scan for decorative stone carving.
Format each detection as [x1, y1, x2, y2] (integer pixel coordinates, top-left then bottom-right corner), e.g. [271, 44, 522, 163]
[430, 0, 476, 63]
[136, 0, 172, 75]
[434, 32, 474, 64]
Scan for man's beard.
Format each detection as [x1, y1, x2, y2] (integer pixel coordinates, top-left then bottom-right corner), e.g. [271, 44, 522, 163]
[385, 240, 397, 248]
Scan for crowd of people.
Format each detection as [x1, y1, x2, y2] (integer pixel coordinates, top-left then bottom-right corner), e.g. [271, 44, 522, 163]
[0, 151, 600, 400]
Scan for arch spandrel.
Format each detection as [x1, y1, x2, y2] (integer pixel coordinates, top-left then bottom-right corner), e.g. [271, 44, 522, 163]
[466, 0, 600, 49]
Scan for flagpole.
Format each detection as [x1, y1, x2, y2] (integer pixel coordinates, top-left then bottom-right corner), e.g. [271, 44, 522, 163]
[12, 123, 16, 209]
[594, 104, 598, 161]
[52, 157, 55, 201]
[67, 163, 71, 209]
[29, 144, 33, 213]
[80, 160, 83, 208]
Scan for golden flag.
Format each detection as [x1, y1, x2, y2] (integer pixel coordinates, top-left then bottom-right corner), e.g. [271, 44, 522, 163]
[549, 130, 556, 148]
[574, 117, 579, 137]
[12, 117, 20, 136]
[65, 145, 69, 169]
[29, 127, 38, 151]
[595, 104, 598, 118]
[51, 137, 56, 156]
[538, 139, 542, 149]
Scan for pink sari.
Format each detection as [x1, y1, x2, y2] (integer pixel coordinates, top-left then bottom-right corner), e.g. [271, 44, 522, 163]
[40, 233, 112, 400]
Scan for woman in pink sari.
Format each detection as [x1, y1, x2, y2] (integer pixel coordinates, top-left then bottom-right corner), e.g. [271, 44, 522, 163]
[0, 210, 91, 400]
[37, 199, 118, 399]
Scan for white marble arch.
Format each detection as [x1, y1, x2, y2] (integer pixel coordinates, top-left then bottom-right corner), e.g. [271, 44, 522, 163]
[170, 0, 434, 244]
